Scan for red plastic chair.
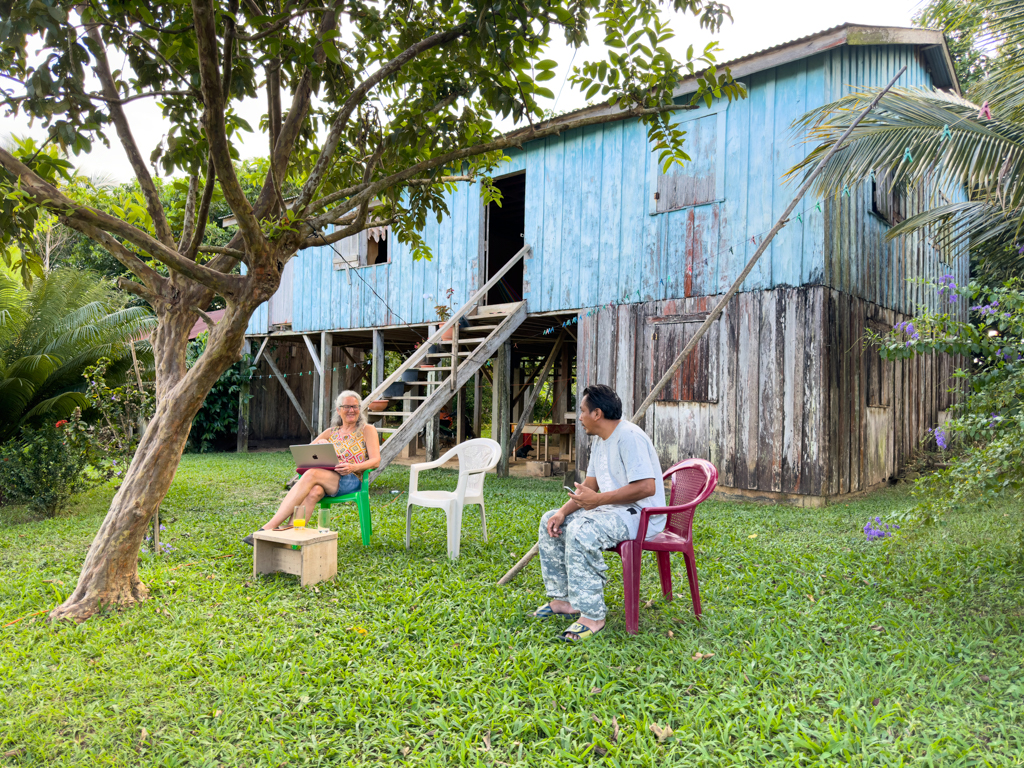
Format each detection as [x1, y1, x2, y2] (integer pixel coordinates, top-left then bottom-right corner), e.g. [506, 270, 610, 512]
[612, 458, 718, 634]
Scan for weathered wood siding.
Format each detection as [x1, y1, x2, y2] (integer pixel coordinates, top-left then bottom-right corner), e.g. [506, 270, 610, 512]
[577, 286, 959, 499]
[248, 44, 945, 336]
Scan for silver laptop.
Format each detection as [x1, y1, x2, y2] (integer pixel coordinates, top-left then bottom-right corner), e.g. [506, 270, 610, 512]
[290, 443, 339, 469]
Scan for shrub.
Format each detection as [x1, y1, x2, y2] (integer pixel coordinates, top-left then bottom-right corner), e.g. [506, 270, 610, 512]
[82, 357, 154, 466]
[0, 410, 110, 517]
[870, 277, 1024, 517]
[186, 331, 254, 452]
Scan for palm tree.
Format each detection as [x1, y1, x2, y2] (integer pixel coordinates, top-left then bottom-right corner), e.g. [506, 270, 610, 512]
[787, 0, 1024, 277]
[0, 269, 155, 442]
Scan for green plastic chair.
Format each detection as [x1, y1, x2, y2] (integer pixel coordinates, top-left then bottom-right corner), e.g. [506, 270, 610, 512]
[317, 470, 372, 546]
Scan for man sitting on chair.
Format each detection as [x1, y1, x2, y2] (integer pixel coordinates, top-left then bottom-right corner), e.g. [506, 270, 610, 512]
[532, 384, 665, 642]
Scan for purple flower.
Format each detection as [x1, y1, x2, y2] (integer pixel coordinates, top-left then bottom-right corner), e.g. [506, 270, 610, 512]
[933, 427, 948, 450]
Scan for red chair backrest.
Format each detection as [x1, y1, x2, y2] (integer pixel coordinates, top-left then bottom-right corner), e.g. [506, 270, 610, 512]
[662, 459, 718, 538]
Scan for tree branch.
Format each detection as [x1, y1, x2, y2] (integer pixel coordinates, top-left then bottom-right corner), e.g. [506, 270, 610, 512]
[177, 174, 199, 253]
[234, 4, 329, 41]
[308, 102, 697, 231]
[84, 23, 177, 249]
[190, 0, 266, 254]
[84, 89, 194, 105]
[198, 244, 246, 258]
[293, 21, 475, 215]
[116, 276, 163, 306]
[303, 216, 397, 247]
[251, 7, 336, 222]
[65, 217, 165, 293]
[185, 156, 217, 259]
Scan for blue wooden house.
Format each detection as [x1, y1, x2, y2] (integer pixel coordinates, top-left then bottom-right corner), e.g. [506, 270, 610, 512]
[243, 23, 964, 504]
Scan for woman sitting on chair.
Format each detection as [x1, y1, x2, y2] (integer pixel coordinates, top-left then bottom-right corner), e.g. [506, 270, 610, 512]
[242, 391, 380, 545]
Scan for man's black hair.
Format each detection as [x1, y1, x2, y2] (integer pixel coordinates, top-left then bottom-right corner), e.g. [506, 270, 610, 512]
[581, 384, 622, 421]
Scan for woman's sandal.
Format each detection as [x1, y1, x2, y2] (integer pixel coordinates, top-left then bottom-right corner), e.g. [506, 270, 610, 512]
[531, 602, 581, 620]
[557, 621, 604, 642]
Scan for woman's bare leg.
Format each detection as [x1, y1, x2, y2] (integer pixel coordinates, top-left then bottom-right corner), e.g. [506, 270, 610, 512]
[262, 470, 338, 530]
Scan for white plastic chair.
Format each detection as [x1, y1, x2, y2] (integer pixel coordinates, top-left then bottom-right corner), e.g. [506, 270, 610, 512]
[405, 438, 502, 559]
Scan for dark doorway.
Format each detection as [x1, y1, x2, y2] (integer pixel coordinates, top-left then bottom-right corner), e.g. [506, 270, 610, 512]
[485, 173, 525, 305]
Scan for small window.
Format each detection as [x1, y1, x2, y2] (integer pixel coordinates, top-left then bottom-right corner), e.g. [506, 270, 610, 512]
[872, 171, 905, 227]
[333, 227, 390, 269]
[655, 114, 719, 213]
[649, 315, 717, 403]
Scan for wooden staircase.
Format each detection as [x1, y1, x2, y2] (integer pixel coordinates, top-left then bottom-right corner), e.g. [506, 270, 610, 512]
[362, 246, 530, 478]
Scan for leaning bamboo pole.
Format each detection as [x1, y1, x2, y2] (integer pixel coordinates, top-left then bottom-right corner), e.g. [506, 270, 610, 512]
[497, 66, 907, 587]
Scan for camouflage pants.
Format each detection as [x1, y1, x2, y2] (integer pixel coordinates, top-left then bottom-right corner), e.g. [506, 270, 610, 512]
[537, 508, 630, 621]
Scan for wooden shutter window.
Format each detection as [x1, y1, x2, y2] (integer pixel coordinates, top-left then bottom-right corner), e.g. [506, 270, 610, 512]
[872, 170, 905, 227]
[656, 114, 718, 213]
[649, 315, 717, 403]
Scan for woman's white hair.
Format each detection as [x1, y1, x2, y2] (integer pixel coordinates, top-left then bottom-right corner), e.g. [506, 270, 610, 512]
[331, 390, 367, 430]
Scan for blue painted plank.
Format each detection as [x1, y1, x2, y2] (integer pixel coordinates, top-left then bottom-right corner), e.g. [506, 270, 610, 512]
[743, 70, 775, 291]
[579, 125, 604, 309]
[771, 59, 806, 288]
[598, 122, 623, 305]
[466, 180, 482, 298]
[719, 71, 749, 293]
[619, 120, 645, 304]
[803, 55, 827, 285]
[542, 136, 565, 313]
[560, 128, 583, 309]
[523, 140, 547, 311]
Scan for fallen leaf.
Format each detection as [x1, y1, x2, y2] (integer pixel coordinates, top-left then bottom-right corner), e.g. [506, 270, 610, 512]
[214, 710, 222, 717]
[667, 631, 674, 639]
[644, 599, 653, 608]
[3, 749, 24, 758]
[591, 714, 602, 724]
[594, 746, 607, 756]
[612, 716, 619, 744]
[649, 723, 674, 743]
[870, 625, 886, 633]
[692, 652, 715, 661]
[139, 728, 149, 746]
[980, 675, 991, 683]
[590, 687, 602, 694]
[401, 746, 410, 757]
[426, 730, 437, 737]
[872, 698, 880, 706]
[807, 594, 816, 603]
[748, 534, 757, 539]
[482, 731, 491, 751]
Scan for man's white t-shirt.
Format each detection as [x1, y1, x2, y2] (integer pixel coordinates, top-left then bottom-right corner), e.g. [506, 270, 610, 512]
[586, 421, 666, 540]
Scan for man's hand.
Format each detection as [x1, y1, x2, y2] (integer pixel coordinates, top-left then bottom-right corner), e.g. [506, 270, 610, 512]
[335, 462, 356, 475]
[546, 510, 567, 538]
[568, 482, 602, 510]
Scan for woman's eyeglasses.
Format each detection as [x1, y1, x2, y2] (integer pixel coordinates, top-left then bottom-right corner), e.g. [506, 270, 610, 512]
[339, 405, 360, 411]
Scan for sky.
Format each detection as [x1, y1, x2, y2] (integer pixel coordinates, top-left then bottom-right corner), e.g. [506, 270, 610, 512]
[4, 0, 928, 183]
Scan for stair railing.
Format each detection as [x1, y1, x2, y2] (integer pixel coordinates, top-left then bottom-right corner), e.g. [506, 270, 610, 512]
[361, 244, 531, 408]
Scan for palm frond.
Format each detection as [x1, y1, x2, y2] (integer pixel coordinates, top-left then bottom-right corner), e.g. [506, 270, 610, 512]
[21, 391, 90, 421]
[789, 88, 1024, 209]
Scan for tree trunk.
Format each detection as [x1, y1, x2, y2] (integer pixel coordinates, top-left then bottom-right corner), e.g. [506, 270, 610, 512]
[50, 301, 253, 622]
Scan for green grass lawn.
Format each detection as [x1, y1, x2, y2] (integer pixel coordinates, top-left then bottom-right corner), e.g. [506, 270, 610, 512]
[2, 452, 1024, 767]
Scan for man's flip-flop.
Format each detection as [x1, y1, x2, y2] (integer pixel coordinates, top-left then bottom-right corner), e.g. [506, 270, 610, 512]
[530, 602, 581, 620]
[557, 621, 604, 642]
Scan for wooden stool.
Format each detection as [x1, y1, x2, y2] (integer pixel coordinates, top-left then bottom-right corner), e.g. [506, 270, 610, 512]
[253, 528, 338, 587]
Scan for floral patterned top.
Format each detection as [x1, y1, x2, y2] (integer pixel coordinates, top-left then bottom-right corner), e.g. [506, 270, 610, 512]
[327, 428, 367, 466]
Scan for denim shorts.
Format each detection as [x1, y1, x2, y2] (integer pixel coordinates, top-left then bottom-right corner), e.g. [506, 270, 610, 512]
[326, 471, 362, 497]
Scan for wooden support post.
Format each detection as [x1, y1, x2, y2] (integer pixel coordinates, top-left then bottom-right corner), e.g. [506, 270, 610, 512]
[457, 382, 466, 445]
[303, 334, 324, 432]
[372, 329, 385, 391]
[320, 332, 333, 430]
[494, 340, 511, 477]
[237, 339, 251, 453]
[473, 372, 482, 439]
[425, 368, 440, 460]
